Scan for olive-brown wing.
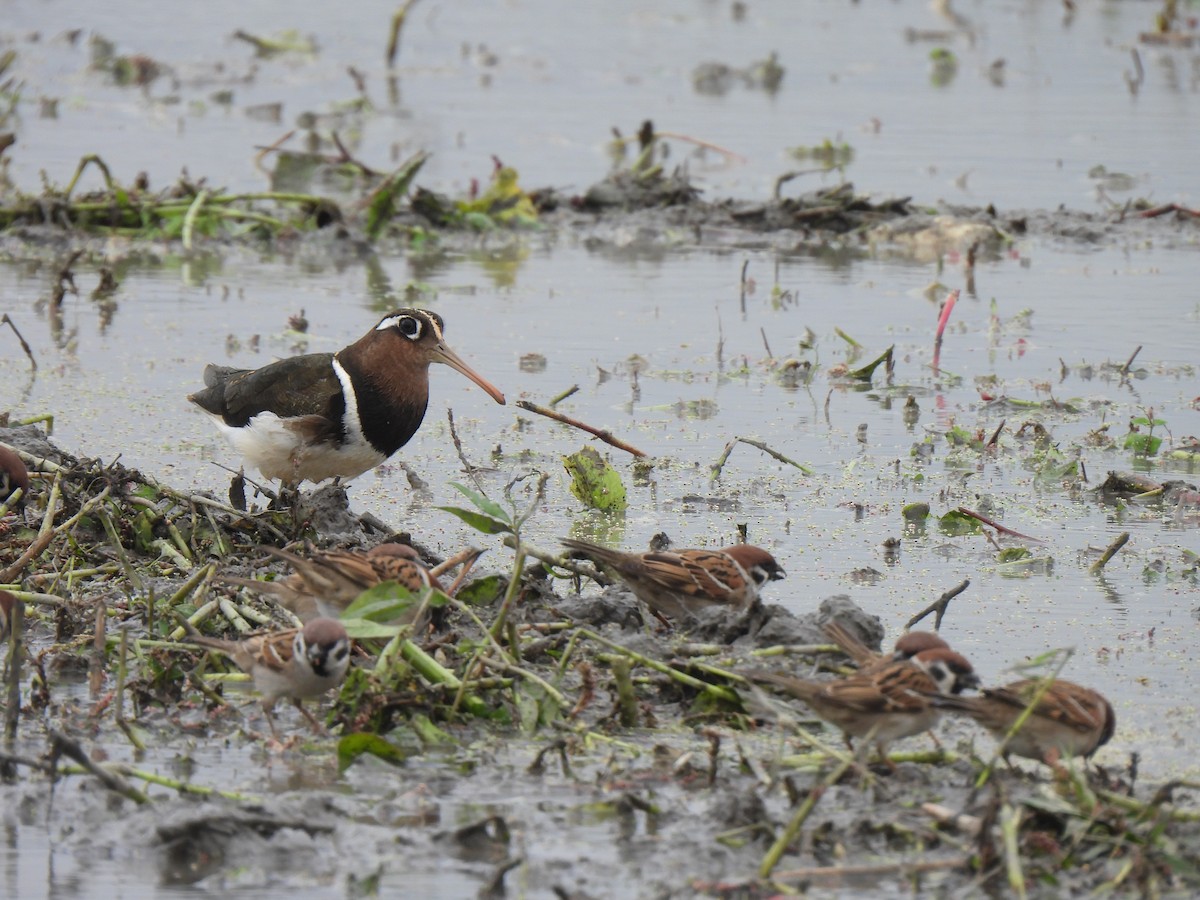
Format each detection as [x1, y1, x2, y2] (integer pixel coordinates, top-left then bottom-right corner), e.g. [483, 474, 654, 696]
[191, 354, 341, 428]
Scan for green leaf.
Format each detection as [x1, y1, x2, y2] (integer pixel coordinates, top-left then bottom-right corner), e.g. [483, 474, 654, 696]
[449, 482, 509, 521]
[339, 618, 405, 640]
[938, 509, 982, 536]
[846, 345, 894, 383]
[437, 505, 512, 535]
[364, 151, 429, 241]
[563, 446, 628, 512]
[454, 574, 507, 607]
[337, 732, 408, 773]
[339, 581, 444, 626]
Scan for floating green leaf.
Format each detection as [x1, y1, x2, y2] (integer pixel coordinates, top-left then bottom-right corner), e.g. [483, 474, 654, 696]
[337, 732, 408, 773]
[938, 508, 982, 536]
[563, 446, 627, 512]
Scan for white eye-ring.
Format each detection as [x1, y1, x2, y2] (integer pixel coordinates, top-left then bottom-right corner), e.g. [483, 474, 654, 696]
[378, 314, 423, 339]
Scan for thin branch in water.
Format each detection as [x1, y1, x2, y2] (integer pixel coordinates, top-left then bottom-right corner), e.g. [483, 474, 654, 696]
[1, 314, 37, 371]
[446, 408, 488, 495]
[760, 327, 773, 359]
[1120, 345, 1142, 378]
[735, 437, 814, 476]
[956, 506, 1043, 543]
[1089, 531, 1130, 575]
[709, 439, 737, 481]
[515, 399, 646, 457]
[905, 578, 971, 631]
[739, 259, 750, 315]
[547, 384, 579, 407]
[986, 419, 1005, 450]
[48, 730, 148, 804]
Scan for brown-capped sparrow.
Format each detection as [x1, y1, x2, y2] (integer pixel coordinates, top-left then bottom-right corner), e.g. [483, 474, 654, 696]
[185, 617, 351, 740]
[823, 621, 949, 673]
[560, 538, 786, 622]
[932, 678, 1115, 764]
[225, 543, 444, 626]
[753, 647, 979, 764]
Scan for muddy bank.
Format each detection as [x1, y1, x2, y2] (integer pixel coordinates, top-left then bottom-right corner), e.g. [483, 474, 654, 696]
[2, 423, 1198, 897]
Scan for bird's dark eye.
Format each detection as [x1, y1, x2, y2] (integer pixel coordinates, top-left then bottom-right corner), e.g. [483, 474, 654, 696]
[751, 567, 769, 586]
[377, 313, 425, 339]
[334, 645, 350, 662]
[397, 316, 422, 339]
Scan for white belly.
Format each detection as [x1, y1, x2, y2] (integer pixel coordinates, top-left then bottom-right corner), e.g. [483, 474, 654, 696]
[208, 412, 385, 485]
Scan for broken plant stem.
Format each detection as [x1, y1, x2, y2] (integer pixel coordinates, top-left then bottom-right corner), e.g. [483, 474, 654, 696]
[515, 399, 647, 457]
[955, 506, 1043, 543]
[1089, 532, 1130, 575]
[4, 596, 23, 746]
[548, 384, 579, 407]
[760, 753, 856, 878]
[905, 578, 970, 632]
[734, 437, 814, 476]
[479, 657, 569, 709]
[578, 629, 739, 704]
[709, 439, 736, 481]
[49, 730, 148, 804]
[399, 639, 490, 718]
[446, 408, 487, 495]
[506, 537, 609, 584]
[1, 314, 36, 371]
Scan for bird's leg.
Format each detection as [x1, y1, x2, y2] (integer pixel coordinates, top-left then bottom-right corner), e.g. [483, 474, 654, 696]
[262, 701, 283, 743]
[294, 698, 325, 734]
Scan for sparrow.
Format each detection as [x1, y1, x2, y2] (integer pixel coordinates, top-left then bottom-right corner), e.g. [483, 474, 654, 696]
[184, 617, 351, 739]
[823, 621, 949, 673]
[0, 444, 30, 507]
[752, 647, 980, 762]
[188, 308, 506, 487]
[225, 542, 444, 626]
[932, 678, 1116, 764]
[560, 537, 786, 622]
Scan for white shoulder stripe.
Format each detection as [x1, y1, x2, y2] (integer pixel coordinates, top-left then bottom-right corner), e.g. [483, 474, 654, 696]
[332, 358, 365, 442]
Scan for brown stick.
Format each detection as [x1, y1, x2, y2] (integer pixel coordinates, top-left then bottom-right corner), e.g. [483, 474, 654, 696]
[515, 400, 646, 457]
[735, 437, 814, 475]
[1, 314, 37, 371]
[48, 730, 148, 803]
[1120, 345, 1142, 377]
[905, 578, 970, 631]
[446, 408, 488, 493]
[956, 506, 1044, 543]
[768, 857, 968, 882]
[1138, 203, 1200, 219]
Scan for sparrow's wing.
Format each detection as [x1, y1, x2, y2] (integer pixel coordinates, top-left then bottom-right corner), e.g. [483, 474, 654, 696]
[370, 556, 440, 593]
[640, 549, 749, 602]
[990, 680, 1109, 736]
[253, 629, 300, 674]
[837, 663, 937, 715]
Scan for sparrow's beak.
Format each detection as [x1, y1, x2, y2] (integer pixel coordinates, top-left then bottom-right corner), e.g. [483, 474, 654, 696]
[770, 566, 787, 581]
[431, 342, 506, 405]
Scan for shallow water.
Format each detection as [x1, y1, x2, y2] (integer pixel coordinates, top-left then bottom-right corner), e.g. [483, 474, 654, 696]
[2, 0, 1197, 208]
[2, 233, 1198, 768]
